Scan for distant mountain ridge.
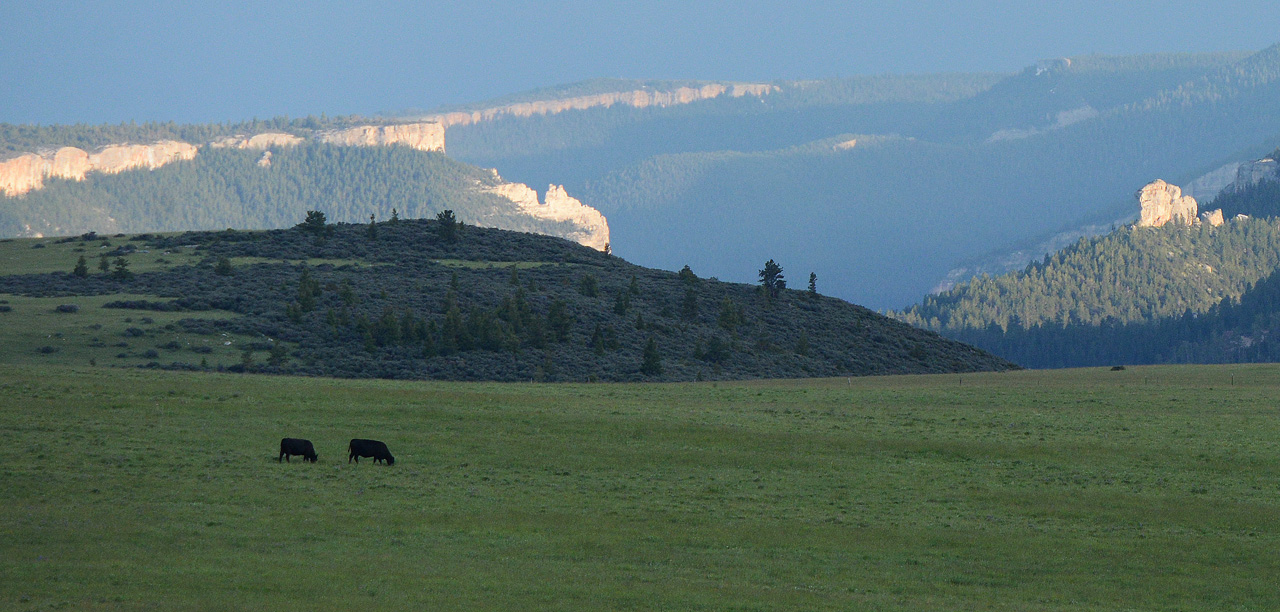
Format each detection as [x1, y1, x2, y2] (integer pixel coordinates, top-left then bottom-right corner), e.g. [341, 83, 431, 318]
[443, 47, 1280, 309]
[5, 47, 1279, 311]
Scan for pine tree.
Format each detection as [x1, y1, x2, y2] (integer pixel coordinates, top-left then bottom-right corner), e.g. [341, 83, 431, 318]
[437, 209, 459, 243]
[298, 210, 332, 237]
[640, 337, 663, 376]
[682, 286, 699, 320]
[111, 257, 132, 280]
[73, 255, 89, 278]
[759, 259, 785, 296]
[268, 342, 288, 366]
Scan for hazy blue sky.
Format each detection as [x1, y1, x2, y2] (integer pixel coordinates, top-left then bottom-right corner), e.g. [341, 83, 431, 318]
[4, 1, 1279, 125]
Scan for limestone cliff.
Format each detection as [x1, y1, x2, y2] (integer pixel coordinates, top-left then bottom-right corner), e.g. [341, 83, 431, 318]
[0, 141, 197, 196]
[210, 132, 304, 149]
[1201, 208, 1225, 226]
[1136, 179, 1199, 227]
[422, 83, 776, 129]
[1, 123, 445, 197]
[317, 122, 445, 152]
[478, 171, 610, 251]
[1230, 156, 1278, 189]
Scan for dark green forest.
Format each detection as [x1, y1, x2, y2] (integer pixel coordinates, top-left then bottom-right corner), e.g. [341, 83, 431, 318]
[893, 218, 1280, 331]
[0, 219, 1012, 381]
[0, 143, 579, 239]
[0, 114, 409, 156]
[895, 157, 1280, 368]
[0, 117, 310, 156]
[943, 265, 1280, 368]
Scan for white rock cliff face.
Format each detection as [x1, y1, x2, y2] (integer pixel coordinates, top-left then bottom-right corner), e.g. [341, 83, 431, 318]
[421, 83, 777, 129]
[317, 122, 445, 152]
[0, 141, 198, 196]
[1136, 179, 1199, 227]
[479, 172, 610, 251]
[210, 132, 305, 149]
[0, 120, 614, 251]
[1, 123, 445, 197]
[1200, 208, 1225, 226]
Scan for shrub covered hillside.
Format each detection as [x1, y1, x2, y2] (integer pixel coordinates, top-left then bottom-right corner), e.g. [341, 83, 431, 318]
[0, 216, 1013, 381]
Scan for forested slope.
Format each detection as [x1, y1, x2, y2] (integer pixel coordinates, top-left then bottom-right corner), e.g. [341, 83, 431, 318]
[894, 163, 1280, 368]
[893, 218, 1280, 331]
[0, 143, 579, 239]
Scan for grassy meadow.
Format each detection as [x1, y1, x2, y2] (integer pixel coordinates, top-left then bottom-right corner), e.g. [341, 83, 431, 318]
[2, 363, 1279, 610]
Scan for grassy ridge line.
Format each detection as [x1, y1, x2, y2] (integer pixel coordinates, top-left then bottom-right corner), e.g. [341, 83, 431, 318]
[3, 364, 1279, 609]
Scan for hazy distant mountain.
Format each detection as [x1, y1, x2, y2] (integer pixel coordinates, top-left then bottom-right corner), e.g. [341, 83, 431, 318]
[446, 48, 1280, 309]
[5, 47, 1279, 311]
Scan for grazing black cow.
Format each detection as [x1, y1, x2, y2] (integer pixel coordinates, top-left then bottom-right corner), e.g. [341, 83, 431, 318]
[348, 438, 395, 465]
[278, 438, 318, 463]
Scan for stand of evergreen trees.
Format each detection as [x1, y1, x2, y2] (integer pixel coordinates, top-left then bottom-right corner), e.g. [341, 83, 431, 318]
[895, 218, 1280, 331]
[895, 159, 1280, 368]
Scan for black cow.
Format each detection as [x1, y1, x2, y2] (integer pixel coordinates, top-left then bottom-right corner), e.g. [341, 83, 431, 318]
[278, 437, 318, 463]
[348, 438, 395, 465]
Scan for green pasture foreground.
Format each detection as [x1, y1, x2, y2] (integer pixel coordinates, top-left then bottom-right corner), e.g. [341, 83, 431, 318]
[2, 365, 1279, 610]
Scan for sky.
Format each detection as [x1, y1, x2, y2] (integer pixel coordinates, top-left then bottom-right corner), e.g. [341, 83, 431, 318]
[3, 1, 1280, 125]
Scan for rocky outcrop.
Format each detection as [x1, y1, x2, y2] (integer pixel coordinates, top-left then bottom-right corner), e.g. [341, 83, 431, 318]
[423, 83, 777, 129]
[1, 122, 448, 197]
[1232, 157, 1278, 188]
[318, 122, 445, 152]
[1183, 162, 1243, 201]
[210, 132, 304, 149]
[0, 141, 197, 196]
[1201, 208, 1225, 226]
[479, 172, 610, 251]
[1136, 179, 1198, 227]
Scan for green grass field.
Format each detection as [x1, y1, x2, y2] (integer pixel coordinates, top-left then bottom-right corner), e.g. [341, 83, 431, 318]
[0, 236, 205, 276]
[2, 363, 1278, 610]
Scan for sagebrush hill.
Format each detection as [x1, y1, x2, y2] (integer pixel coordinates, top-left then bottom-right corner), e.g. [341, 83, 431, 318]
[0, 217, 1013, 381]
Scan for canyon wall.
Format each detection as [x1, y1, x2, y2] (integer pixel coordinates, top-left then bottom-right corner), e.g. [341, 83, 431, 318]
[0, 141, 197, 196]
[479, 171, 610, 251]
[210, 132, 305, 149]
[423, 83, 777, 129]
[1, 122, 445, 197]
[317, 122, 445, 152]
